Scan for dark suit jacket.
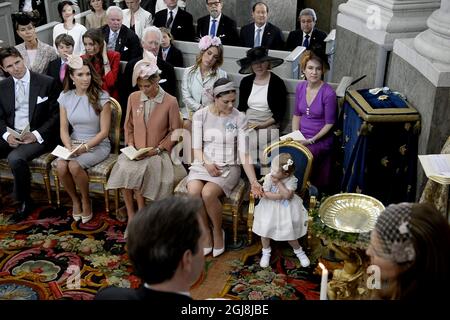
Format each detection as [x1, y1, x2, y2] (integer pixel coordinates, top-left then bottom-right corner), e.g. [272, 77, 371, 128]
[153, 8, 195, 42]
[101, 25, 143, 62]
[46, 57, 64, 95]
[95, 285, 193, 301]
[0, 72, 59, 145]
[240, 22, 285, 50]
[285, 28, 327, 54]
[159, 45, 184, 68]
[238, 72, 287, 125]
[196, 14, 239, 46]
[140, 0, 157, 16]
[19, 0, 47, 26]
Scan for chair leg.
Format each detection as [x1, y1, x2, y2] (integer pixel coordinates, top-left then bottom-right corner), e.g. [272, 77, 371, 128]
[247, 194, 255, 245]
[42, 172, 52, 205]
[54, 173, 61, 207]
[232, 207, 238, 246]
[114, 189, 119, 216]
[103, 183, 110, 213]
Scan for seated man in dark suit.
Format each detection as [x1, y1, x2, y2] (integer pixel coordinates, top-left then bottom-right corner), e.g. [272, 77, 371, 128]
[140, 0, 157, 16]
[120, 26, 177, 115]
[95, 196, 206, 300]
[240, 2, 284, 50]
[286, 8, 327, 54]
[196, 0, 239, 46]
[0, 47, 59, 220]
[153, 0, 195, 42]
[101, 6, 143, 62]
[46, 34, 74, 95]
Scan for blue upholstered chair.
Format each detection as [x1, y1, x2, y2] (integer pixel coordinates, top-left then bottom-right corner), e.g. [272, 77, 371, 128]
[247, 138, 317, 244]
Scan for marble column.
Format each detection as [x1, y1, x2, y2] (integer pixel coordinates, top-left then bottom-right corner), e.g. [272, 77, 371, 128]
[386, 0, 450, 197]
[332, 0, 440, 88]
[0, 2, 15, 46]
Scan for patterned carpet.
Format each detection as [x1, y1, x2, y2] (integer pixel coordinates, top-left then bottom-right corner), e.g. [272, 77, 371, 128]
[0, 202, 136, 300]
[222, 243, 321, 300]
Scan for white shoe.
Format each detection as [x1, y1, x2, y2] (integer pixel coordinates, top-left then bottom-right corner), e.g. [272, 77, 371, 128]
[294, 248, 310, 267]
[212, 229, 225, 258]
[259, 247, 271, 268]
[203, 247, 212, 256]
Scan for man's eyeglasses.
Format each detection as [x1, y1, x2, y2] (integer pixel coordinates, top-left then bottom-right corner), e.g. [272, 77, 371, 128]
[207, 1, 221, 7]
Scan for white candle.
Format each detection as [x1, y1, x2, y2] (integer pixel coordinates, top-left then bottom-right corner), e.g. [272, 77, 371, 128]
[319, 262, 328, 300]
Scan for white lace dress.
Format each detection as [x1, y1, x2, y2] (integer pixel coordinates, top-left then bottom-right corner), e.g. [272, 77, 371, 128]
[252, 174, 308, 241]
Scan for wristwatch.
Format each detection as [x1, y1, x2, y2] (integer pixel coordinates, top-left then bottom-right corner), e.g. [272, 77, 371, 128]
[155, 147, 162, 155]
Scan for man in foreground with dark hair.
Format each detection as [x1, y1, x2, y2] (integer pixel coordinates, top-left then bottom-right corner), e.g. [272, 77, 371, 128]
[95, 195, 206, 300]
[0, 46, 59, 220]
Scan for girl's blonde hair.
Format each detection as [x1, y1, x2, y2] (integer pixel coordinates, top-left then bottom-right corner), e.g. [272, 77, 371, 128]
[271, 153, 296, 176]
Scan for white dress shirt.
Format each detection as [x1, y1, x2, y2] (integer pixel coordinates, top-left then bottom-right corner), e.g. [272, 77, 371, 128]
[2, 69, 44, 143]
[208, 14, 222, 37]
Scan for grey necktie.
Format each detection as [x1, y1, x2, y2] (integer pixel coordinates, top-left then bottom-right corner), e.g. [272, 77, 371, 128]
[167, 10, 174, 28]
[108, 32, 118, 50]
[16, 80, 26, 104]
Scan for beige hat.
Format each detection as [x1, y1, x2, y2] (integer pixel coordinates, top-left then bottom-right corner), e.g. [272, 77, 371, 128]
[132, 50, 161, 87]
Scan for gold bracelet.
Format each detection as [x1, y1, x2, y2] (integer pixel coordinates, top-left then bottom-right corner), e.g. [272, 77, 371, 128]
[84, 143, 90, 152]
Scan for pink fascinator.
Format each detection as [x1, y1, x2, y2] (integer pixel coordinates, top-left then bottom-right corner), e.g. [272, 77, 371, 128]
[198, 35, 222, 51]
[132, 50, 161, 87]
[66, 54, 83, 69]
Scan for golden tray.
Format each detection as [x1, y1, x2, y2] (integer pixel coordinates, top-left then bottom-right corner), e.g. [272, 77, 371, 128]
[318, 193, 385, 233]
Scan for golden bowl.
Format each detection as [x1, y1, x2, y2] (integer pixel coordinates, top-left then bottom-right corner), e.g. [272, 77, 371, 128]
[318, 193, 385, 233]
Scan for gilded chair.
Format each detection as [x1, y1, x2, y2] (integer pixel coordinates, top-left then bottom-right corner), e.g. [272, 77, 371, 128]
[247, 138, 316, 244]
[174, 176, 248, 247]
[0, 153, 56, 204]
[52, 97, 122, 214]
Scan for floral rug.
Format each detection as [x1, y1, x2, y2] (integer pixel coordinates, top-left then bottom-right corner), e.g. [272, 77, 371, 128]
[0, 203, 137, 300]
[223, 243, 321, 300]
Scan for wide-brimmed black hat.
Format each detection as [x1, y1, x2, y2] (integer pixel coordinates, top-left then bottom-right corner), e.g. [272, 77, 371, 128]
[236, 46, 284, 74]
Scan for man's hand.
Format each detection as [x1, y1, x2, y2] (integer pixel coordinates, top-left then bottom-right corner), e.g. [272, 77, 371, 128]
[7, 135, 21, 148]
[20, 132, 37, 144]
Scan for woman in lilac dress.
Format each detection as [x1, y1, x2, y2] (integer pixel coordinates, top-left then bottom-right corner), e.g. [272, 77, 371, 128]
[292, 50, 337, 191]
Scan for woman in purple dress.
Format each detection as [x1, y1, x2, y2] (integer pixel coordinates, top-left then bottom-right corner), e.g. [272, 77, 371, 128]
[292, 50, 337, 191]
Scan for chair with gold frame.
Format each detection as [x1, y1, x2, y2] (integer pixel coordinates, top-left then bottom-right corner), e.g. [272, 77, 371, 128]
[0, 153, 56, 205]
[174, 176, 248, 247]
[52, 97, 122, 214]
[247, 138, 316, 244]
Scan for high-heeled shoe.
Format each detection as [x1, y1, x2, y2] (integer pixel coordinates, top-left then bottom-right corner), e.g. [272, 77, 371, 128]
[72, 210, 82, 222]
[81, 212, 93, 224]
[203, 247, 212, 256]
[212, 229, 225, 258]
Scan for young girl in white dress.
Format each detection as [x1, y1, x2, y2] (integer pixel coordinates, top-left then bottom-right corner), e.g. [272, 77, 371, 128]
[252, 153, 310, 268]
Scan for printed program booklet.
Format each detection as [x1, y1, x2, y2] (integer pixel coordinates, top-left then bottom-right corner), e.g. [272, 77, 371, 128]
[418, 154, 450, 184]
[7, 124, 30, 140]
[51, 144, 84, 160]
[120, 146, 154, 160]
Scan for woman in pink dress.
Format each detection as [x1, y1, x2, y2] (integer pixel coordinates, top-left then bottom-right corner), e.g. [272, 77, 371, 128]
[292, 50, 337, 191]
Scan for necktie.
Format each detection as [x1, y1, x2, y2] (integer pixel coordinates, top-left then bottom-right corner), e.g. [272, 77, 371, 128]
[254, 28, 262, 47]
[210, 19, 217, 37]
[166, 10, 174, 28]
[59, 62, 67, 83]
[108, 32, 118, 50]
[303, 34, 310, 48]
[16, 80, 26, 104]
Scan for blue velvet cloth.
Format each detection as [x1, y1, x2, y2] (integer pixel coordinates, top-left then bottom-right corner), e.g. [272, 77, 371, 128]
[340, 89, 420, 205]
